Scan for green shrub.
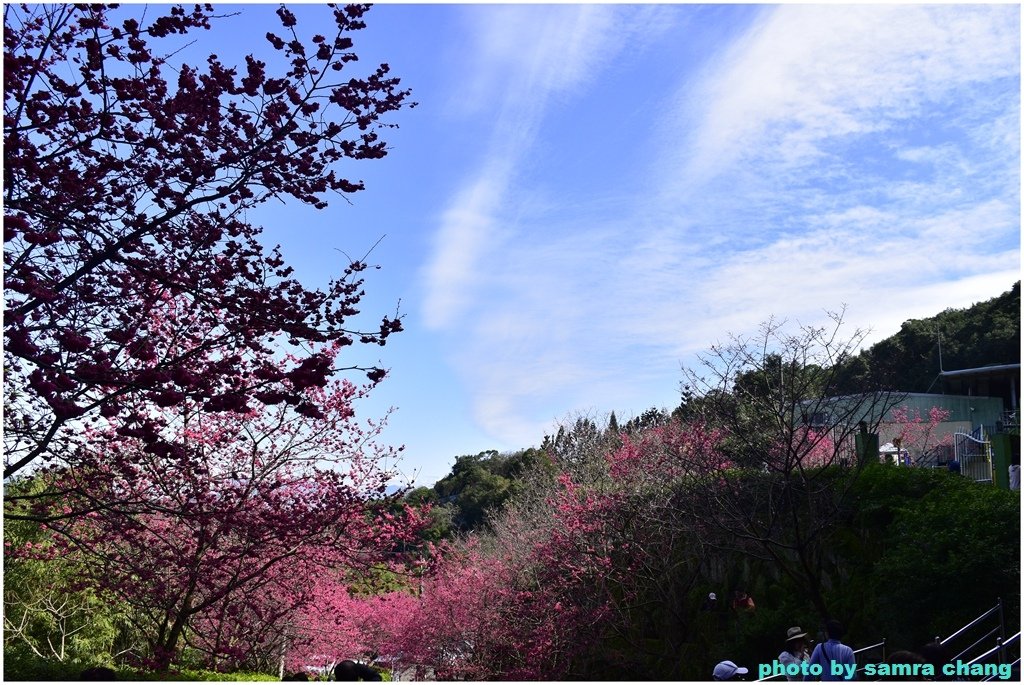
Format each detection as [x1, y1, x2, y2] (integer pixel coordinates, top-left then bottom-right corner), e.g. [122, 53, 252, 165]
[840, 466, 1020, 650]
[3, 647, 114, 682]
[121, 668, 280, 681]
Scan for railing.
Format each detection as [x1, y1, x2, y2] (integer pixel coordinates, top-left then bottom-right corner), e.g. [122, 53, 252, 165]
[754, 670, 787, 681]
[937, 598, 1005, 664]
[757, 603, 1007, 683]
[854, 639, 887, 678]
[918, 442, 955, 469]
[996, 410, 1019, 434]
[971, 631, 1020, 681]
[954, 431, 993, 483]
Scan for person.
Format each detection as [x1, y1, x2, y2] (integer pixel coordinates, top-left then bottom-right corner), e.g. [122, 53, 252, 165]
[920, 640, 950, 681]
[805, 619, 855, 681]
[731, 590, 755, 614]
[1009, 453, 1020, 491]
[713, 660, 750, 681]
[334, 659, 382, 681]
[779, 626, 811, 681]
[701, 591, 718, 611]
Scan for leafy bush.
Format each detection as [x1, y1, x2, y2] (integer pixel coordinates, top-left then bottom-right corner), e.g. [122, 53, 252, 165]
[2, 646, 103, 681]
[122, 668, 280, 681]
[872, 476, 1020, 647]
[2, 648, 280, 681]
[836, 466, 1020, 651]
[4, 479, 135, 668]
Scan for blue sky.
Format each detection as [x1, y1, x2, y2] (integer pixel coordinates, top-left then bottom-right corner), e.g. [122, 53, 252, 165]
[212, 4, 1020, 486]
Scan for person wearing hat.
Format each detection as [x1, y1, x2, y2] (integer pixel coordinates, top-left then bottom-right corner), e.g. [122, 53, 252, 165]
[713, 660, 749, 681]
[779, 626, 811, 681]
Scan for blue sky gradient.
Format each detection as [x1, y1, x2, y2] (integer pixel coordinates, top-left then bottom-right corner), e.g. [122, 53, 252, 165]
[216, 4, 1019, 486]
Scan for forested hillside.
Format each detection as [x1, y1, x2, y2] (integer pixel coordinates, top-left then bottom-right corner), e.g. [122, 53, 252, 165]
[387, 307, 1019, 680]
[836, 281, 1020, 393]
[425, 283, 1021, 534]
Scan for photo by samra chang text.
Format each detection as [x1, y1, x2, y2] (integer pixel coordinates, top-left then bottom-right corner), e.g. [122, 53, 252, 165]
[759, 659, 1013, 680]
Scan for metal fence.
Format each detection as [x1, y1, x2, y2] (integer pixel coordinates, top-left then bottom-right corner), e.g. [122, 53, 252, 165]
[937, 598, 1007, 665]
[954, 429, 993, 483]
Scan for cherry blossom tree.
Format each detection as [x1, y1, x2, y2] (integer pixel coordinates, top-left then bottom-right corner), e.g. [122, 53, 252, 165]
[380, 544, 537, 680]
[285, 575, 398, 674]
[4, 3, 412, 480]
[378, 423, 730, 680]
[9, 339, 421, 670]
[887, 405, 953, 465]
[186, 554, 408, 675]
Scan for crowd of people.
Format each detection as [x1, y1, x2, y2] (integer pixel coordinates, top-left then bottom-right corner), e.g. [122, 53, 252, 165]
[714, 619, 855, 682]
[713, 617, 1016, 682]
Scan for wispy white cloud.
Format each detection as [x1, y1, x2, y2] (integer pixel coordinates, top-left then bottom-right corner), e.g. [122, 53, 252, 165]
[671, 5, 1019, 192]
[423, 4, 1020, 449]
[421, 168, 507, 329]
[422, 5, 677, 330]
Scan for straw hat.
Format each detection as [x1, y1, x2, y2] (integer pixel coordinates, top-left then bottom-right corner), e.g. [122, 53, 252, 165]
[786, 626, 808, 642]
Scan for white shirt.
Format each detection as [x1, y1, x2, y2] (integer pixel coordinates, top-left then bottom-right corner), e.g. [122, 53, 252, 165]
[779, 649, 809, 681]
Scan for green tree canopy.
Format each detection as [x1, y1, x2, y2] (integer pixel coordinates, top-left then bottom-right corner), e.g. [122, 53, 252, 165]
[428, 449, 551, 533]
[836, 282, 1020, 393]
